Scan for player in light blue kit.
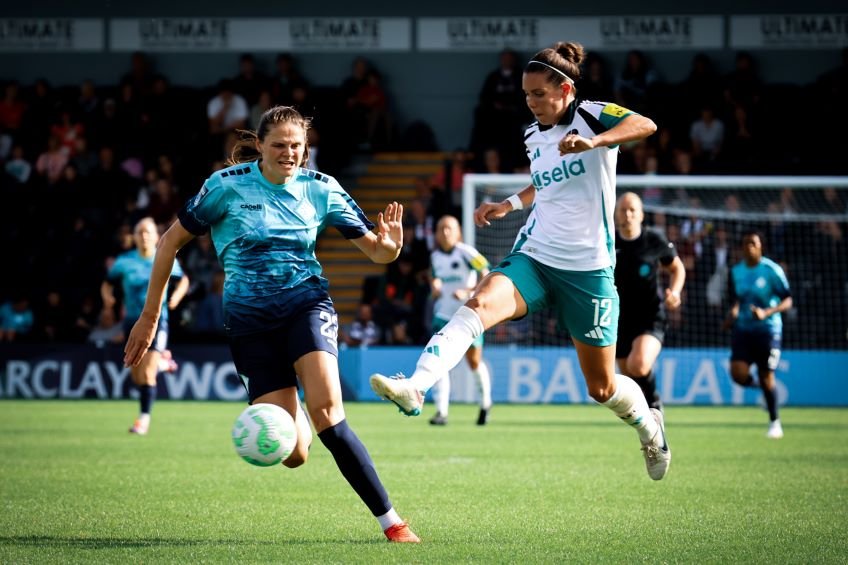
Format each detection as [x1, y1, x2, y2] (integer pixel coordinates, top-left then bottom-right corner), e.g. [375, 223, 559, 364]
[725, 231, 792, 439]
[123, 106, 419, 543]
[102, 217, 189, 435]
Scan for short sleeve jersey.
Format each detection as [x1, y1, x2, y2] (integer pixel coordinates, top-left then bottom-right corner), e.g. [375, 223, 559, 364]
[615, 227, 677, 319]
[517, 100, 634, 271]
[430, 242, 489, 322]
[107, 249, 184, 321]
[178, 161, 374, 336]
[729, 257, 791, 334]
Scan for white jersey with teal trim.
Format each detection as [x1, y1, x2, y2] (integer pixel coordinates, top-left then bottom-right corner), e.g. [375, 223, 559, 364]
[516, 100, 634, 271]
[431, 242, 489, 322]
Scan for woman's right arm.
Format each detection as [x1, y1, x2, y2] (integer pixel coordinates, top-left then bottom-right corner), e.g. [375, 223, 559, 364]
[473, 183, 535, 227]
[124, 221, 196, 367]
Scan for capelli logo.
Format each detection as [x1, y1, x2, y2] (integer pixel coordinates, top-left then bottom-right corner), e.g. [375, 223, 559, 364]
[240, 203, 263, 211]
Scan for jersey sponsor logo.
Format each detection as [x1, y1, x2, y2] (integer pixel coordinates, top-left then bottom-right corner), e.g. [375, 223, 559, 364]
[531, 158, 586, 189]
[240, 203, 263, 211]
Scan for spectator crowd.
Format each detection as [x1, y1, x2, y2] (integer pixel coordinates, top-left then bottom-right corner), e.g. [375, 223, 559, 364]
[1, 48, 846, 349]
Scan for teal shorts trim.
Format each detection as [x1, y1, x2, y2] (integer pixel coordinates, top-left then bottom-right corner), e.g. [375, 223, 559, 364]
[433, 316, 484, 348]
[492, 252, 618, 346]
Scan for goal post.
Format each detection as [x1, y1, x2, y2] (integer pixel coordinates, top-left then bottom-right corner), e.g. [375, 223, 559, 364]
[461, 174, 848, 350]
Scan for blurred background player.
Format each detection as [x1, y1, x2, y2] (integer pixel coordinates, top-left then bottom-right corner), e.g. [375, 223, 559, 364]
[123, 106, 419, 543]
[427, 215, 491, 426]
[102, 217, 189, 435]
[371, 41, 671, 481]
[614, 192, 685, 411]
[724, 231, 792, 439]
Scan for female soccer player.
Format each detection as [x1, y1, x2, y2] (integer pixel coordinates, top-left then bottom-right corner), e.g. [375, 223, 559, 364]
[123, 106, 419, 542]
[371, 41, 671, 480]
[102, 217, 189, 435]
[427, 215, 491, 426]
[724, 231, 792, 439]
[614, 192, 686, 411]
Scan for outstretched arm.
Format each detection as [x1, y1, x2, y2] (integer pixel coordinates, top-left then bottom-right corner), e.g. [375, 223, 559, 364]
[124, 221, 196, 367]
[351, 201, 404, 264]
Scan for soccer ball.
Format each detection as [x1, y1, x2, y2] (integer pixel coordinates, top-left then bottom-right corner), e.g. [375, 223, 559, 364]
[232, 403, 298, 467]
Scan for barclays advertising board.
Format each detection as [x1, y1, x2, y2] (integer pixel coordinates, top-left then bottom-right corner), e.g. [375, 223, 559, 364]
[1, 344, 845, 406]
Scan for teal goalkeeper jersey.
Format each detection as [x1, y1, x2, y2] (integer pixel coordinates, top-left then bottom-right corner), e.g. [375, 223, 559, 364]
[178, 161, 374, 336]
[107, 249, 184, 321]
[729, 257, 791, 334]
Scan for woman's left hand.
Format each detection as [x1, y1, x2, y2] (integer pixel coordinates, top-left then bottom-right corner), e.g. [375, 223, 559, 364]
[377, 201, 404, 253]
[558, 132, 595, 155]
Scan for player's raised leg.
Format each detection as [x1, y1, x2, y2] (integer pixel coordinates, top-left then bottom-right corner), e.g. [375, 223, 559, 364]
[370, 272, 523, 416]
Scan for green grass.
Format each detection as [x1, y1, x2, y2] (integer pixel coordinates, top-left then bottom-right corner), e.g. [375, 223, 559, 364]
[1, 401, 846, 564]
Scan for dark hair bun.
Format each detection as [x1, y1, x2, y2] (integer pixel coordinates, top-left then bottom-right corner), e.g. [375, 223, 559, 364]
[554, 41, 585, 66]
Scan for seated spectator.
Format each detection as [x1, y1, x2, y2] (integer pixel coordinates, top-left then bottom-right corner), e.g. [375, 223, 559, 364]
[70, 136, 99, 177]
[615, 50, 659, 114]
[232, 53, 269, 107]
[77, 79, 100, 129]
[35, 135, 69, 185]
[0, 295, 34, 342]
[271, 53, 308, 106]
[341, 303, 381, 347]
[121, 51, 155, 97]
[207, 79, 249, 136]
[39, 290, 72, 342]
[87, 306, 124, 346]
[250, 89, 273, 130]
[5, 144, 31, 185]
[577, 52, 614, 101]
[690, 106, 725, 169]
[679, 53, 721, 119]
[432, 148, 471, 212]
[0, 82, 26, 151]
[468, 49, 528, 171]
[724, 51, 762, 111]
[51, 108, 84, 157]
[352, 68, 392, 150]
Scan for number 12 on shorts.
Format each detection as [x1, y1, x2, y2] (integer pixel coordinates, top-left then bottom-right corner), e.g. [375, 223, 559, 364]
[592, 298, 612, 327]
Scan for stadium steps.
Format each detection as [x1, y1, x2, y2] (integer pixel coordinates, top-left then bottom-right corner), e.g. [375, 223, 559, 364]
[317, 152, 447, 326]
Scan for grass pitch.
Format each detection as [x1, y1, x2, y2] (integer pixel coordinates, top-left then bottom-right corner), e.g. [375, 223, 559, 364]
[1, 400, 846, 563]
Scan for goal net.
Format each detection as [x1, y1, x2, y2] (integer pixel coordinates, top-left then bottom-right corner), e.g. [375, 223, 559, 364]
[462, 174, 848, 350]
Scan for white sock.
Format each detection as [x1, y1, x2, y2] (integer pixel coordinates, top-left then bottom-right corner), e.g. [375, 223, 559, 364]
[602, 374, 658, 443]
[138, 413, 151, 424]
[473, 362, 492, 410]
[410, 306, 484, 393]
[376, 507, 402, 530]
[433, 373, 450, 416]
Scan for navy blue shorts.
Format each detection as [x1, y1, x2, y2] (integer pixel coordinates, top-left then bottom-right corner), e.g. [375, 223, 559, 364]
[228, 299, 339, 403]
[731, 330, 782, 372]
[123, 316, 169, 353]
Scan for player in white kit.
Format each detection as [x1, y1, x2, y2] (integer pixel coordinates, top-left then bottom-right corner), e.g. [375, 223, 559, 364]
[427, 215, 491, 426]
[371, 41, 670, 480]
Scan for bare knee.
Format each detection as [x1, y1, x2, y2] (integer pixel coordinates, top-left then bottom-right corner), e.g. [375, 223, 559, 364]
[626, 355, 652, 378]
[588, 383, 615, 403]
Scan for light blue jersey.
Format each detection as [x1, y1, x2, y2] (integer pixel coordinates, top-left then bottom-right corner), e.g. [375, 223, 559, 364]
[107, 249, 184, 321]
[178, 161, 374, 336]
[729, 257, 791, 334]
